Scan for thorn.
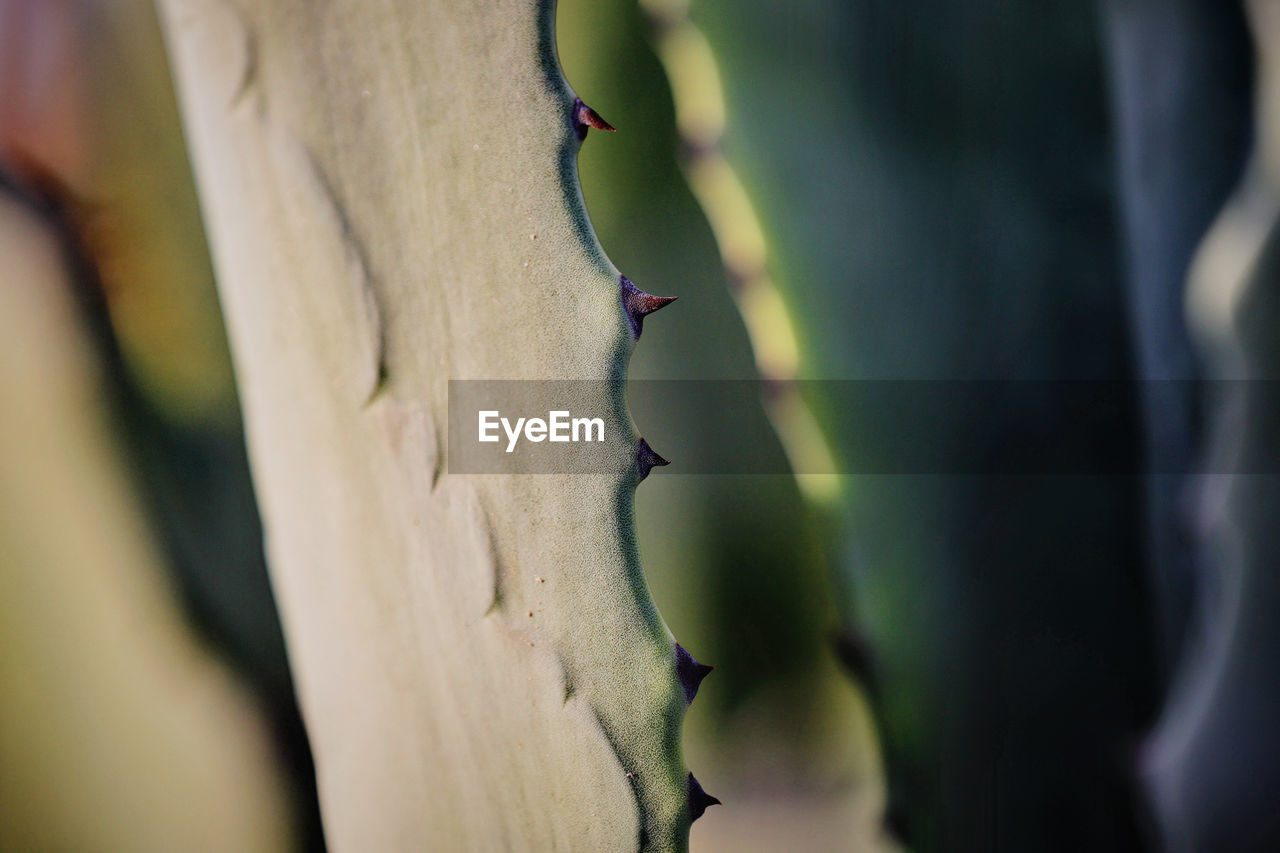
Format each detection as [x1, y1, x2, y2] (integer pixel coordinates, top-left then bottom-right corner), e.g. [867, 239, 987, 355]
[674, 643, 713, 705]
[636, 438, 670, 482]
[620, 275, 677, 338]
[687, 772, 721, 822]
[573, 97, 616, 140]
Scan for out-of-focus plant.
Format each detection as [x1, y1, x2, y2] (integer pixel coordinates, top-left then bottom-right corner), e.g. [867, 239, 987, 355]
[1117, 2, 1280, 850]
[638, 0, 1160, 849]
[0, 168, 293, 853]
[0, 0, 313, 847]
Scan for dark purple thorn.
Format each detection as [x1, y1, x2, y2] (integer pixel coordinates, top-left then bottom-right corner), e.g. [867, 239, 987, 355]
[572, 97, 616, 141]
[687, 772, 721, 822]
[636, 438, 670, 482]
[674, 643, 713, 705]
[620, 275, 677, 339]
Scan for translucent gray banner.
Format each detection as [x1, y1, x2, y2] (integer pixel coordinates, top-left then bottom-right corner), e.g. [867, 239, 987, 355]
[448, 380, 1279, 474]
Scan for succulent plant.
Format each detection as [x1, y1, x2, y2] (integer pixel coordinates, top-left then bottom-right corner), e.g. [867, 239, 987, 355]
[556, 6, 886, 849]
[157, 0, 717, 848]
[17, 0, 1270, 849]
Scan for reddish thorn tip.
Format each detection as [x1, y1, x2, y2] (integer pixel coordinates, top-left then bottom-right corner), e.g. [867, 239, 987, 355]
[620, 275, 678, 338]
[675, 643, 713, 705]
[687, 773, 721, 822]
[636, 438, 670, 482]
[572, 97, 616, 140]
